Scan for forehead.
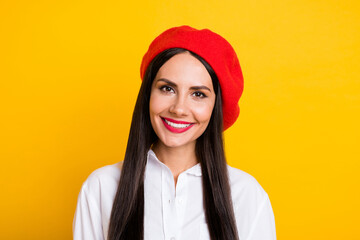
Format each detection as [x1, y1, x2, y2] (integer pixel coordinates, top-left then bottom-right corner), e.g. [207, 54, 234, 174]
[154, 52, 213, 88]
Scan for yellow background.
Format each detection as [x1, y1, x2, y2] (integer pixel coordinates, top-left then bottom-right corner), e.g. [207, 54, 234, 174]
[1, 0, 359, 239]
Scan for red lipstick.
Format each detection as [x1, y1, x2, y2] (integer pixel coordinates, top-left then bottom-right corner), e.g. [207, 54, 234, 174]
[161, 117, 194, 133]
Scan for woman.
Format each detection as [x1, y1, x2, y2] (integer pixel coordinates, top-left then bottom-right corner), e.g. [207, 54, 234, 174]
[73, 25, 276, 240]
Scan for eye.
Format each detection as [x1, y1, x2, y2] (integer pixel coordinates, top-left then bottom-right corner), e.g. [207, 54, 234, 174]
[192, 91, 207, 98]
[159, 85, 175, 93]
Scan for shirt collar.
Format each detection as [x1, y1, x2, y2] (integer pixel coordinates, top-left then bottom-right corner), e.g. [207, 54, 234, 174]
[147, 149, 202, 177]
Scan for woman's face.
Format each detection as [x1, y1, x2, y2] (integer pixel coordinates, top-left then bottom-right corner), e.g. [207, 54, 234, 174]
[149, 51, 216, 150]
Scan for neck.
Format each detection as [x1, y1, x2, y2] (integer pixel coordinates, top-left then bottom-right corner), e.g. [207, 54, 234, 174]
[152, 141, 198, 186]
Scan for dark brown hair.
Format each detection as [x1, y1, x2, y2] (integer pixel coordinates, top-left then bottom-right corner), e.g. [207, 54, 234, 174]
[108, 48, 239, 240]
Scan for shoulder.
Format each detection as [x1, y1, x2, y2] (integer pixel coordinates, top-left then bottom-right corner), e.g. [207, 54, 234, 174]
[73, 162, 123, 239]
[227, 165, 276, 238]
[227, 165, 267, 193]
[87, 161, 123, 183]
[227, 165, 269, 208]
[80, 161, 123, 197]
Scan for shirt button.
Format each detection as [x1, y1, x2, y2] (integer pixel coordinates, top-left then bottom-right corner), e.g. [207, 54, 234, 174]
[170, 238, 176, 240]
[177, 199, 183, 204]
[168, 199, 171, 203]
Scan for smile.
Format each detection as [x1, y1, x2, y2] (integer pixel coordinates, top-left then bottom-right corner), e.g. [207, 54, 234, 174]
[161, 117, 195, 133]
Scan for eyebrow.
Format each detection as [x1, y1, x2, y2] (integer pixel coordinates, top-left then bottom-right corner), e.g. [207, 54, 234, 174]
[156, 78, 212, 92]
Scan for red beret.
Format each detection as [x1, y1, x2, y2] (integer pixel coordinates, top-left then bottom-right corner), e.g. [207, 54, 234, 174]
[140, 25, 244, 130]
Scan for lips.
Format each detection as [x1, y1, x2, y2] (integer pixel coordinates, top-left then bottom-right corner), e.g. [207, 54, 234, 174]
[161, 117, 195, 133]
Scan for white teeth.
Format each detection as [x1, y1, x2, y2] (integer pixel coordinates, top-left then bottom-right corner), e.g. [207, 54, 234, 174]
[164, 119, 191, 129]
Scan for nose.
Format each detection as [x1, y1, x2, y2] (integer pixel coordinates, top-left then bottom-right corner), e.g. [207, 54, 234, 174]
[169, 94, 189, 116]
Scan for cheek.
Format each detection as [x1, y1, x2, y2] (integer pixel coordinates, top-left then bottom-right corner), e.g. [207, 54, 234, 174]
[193, 102, 215, 123]
[149, 93, 166, 116]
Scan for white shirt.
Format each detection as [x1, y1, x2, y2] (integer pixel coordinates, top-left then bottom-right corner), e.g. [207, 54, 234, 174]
[73, 150, 276, 240]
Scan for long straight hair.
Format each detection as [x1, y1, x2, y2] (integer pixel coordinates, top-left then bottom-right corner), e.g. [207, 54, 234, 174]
[108, 48, 239, 240]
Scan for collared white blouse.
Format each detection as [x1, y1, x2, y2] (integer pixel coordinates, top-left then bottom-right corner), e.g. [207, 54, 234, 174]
[73, 150, 276, 240]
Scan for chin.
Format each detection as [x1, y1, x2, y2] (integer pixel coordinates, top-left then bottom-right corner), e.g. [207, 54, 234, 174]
[158, 136, 196, 149]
